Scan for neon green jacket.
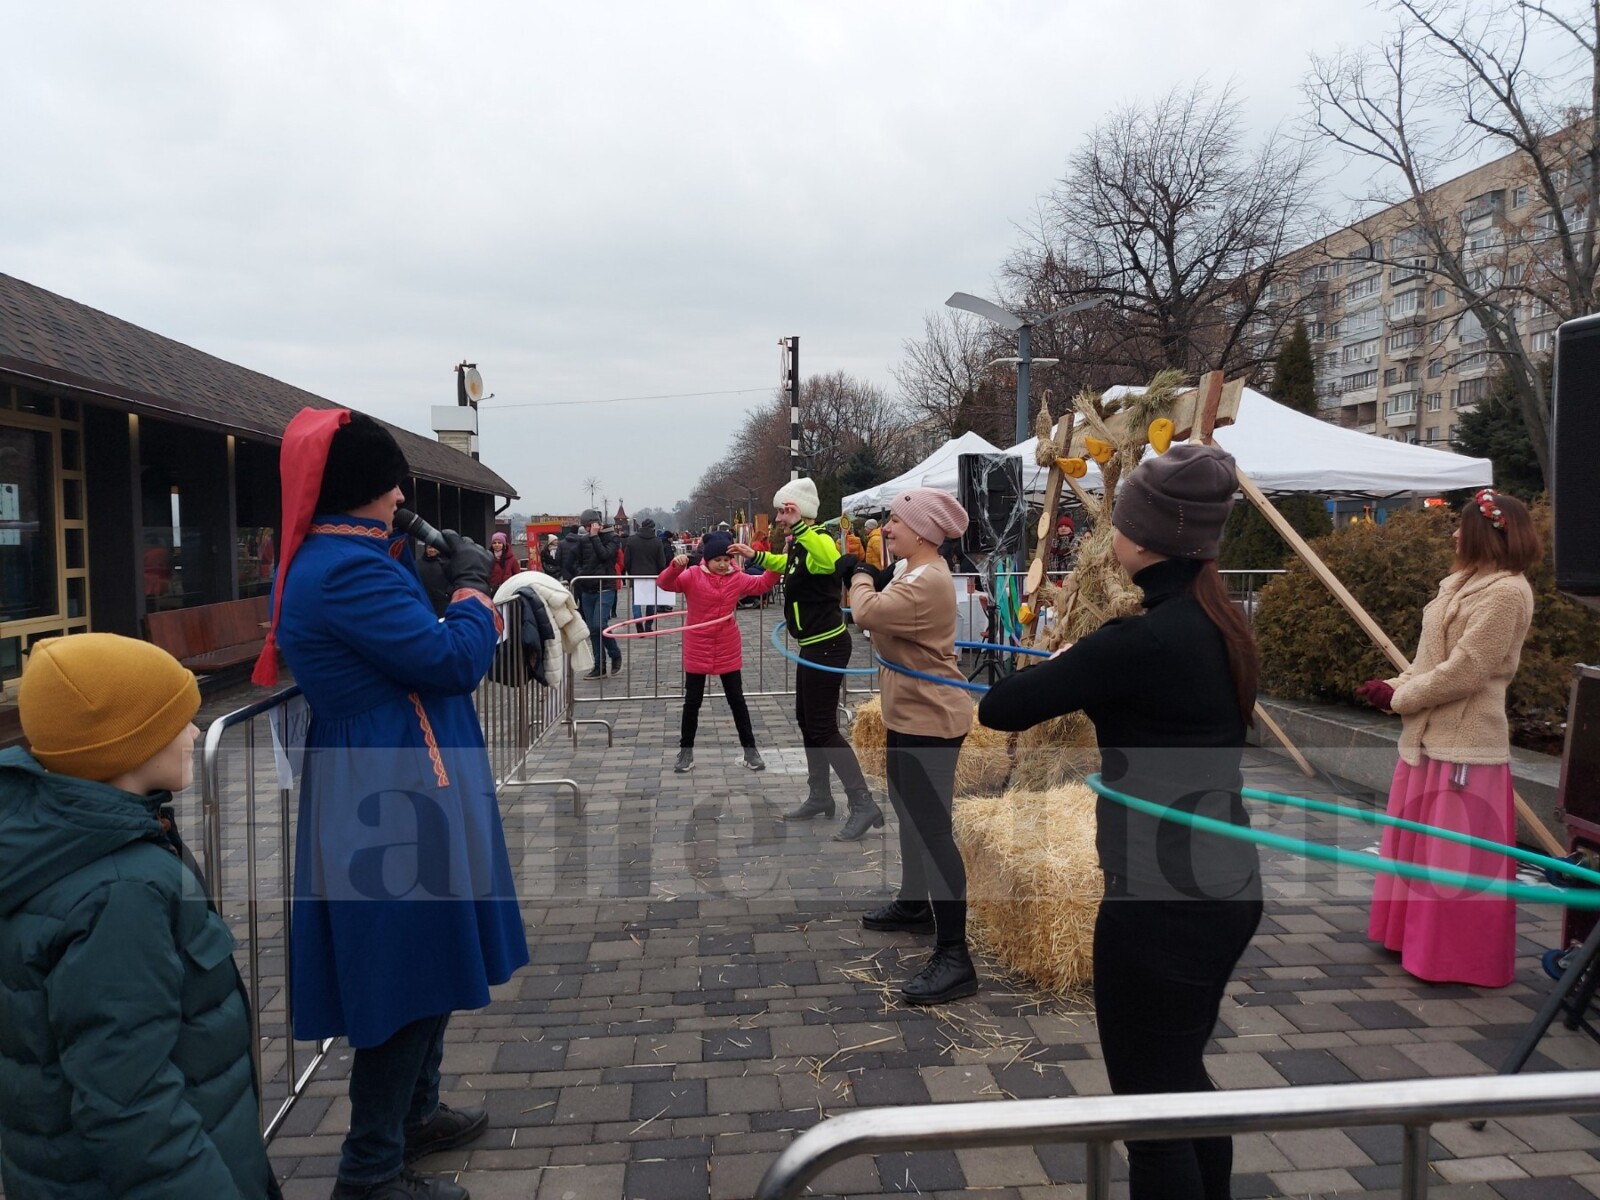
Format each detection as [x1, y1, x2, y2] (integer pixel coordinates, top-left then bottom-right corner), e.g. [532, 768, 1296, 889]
[756, 522, 846, 646]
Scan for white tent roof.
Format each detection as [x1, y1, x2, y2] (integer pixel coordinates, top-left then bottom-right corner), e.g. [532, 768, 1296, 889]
[842, 429, 1004, 511]
[1003, 386, 1493, 498]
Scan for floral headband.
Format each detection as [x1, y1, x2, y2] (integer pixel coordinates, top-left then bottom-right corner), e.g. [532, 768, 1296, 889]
[1472, 488, 1507, 530]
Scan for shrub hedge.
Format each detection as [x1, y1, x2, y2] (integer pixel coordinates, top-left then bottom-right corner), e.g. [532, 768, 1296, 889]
[1254, 500, 1600, 728]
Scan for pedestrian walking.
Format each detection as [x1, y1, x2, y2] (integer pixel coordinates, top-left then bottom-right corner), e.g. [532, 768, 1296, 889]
[1359, 489, 1539, 988]
[561, 509, 623, 678]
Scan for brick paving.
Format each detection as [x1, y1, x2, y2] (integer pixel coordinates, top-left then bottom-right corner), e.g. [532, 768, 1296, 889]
[225, 660, 1600, 1198]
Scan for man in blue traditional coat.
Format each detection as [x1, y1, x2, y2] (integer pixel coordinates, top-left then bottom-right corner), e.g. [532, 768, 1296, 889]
[254, 409, 529, 1200]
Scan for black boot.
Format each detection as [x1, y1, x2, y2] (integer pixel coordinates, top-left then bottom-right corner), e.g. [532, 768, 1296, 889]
[900, 944, 979, 1006]
[832, 790, 884, 841]
[782, 792, 836, 821]
[862, 899, 935, 934]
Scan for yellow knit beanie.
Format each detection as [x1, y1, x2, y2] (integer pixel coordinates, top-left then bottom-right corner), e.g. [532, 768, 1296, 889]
[19, 634, 201, 782]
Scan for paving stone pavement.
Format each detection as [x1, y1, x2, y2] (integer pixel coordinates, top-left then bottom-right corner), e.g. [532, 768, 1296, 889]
[230, 667, 1600, 1200]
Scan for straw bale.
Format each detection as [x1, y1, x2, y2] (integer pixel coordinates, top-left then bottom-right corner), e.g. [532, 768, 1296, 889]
[849, 696, 887, 780]
[955, 784, 1102, 994]
[850, 697, 1011, 796]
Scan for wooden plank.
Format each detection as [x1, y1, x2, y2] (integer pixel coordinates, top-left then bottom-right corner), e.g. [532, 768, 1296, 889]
[1189, 371, 1225, 443]
[1064, 375, 1243, 457]
[1254, 702, 1316, 778]
[1021, 411, 1075, 645]
[1222, 452, 1566, 857]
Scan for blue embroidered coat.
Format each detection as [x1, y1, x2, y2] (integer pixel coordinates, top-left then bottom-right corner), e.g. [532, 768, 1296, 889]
[273, 516, 529, 1048]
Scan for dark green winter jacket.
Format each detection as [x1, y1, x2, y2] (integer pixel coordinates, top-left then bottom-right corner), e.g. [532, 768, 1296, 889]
[0, 747, 277, 1199]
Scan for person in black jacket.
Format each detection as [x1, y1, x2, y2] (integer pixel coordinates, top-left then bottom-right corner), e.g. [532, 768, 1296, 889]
[562, 509, 622, 678]
[624, 518, 670, 631]
[978, 445, 1261, 1200]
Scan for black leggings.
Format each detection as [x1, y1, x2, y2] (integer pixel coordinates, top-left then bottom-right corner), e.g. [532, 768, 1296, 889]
[1093, 880, 1263, 1200]
[681, 670, 755, 749]
[885, 730, 967, 946]
[794, 633, 867, 799]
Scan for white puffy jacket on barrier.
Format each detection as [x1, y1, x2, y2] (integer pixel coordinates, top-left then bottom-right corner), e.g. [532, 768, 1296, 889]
[494, 569, 594, 683]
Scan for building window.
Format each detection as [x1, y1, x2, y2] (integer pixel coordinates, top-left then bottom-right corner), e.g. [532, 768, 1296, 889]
[1427, 359, 1444, 378]
[1385, 392, 1419, 416]
[1405, 361, 1420, 382]
[1530, 329, 1555, 353]
[1426, 392, 1442, 411]
[1453, 378, 1489, 408]
[1342, 338, 1380, 364]
[1432, 288, 1447, 308]
[0, 424, 57, 628]
[1429, 320, 1447, 343]
[1425, 425, 1440, 443]
[1346, 275, 1382, 303]
[1383, 367, 1399, 386]
[1389, 290, 1421, 319]
[1342, 369, 1378, 392]
[1386, 327, 1422, 353]
[1513, 185, 1530, 207]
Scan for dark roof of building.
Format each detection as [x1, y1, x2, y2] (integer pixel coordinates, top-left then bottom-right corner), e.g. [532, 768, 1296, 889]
[0, 272, 515, 497]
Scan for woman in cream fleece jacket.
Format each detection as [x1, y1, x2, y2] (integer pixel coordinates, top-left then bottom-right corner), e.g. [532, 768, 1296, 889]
[1358, 489, 1540, 987]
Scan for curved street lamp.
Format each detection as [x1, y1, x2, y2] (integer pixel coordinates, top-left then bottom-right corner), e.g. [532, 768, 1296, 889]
[945, 293, 1105, 444]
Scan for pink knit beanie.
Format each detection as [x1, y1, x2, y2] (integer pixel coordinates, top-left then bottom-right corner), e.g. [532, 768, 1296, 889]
[891, 488, 968, 544]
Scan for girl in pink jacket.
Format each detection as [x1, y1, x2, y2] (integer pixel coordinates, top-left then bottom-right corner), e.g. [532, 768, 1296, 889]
[657, 531, 779, 773]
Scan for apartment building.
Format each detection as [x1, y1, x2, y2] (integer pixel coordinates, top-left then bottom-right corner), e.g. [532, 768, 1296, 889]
[1263, 148, 1568, 449]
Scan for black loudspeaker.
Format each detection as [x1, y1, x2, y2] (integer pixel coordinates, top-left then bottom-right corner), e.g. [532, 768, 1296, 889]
[1553, 316, 1600, 607]
[957, 453, 1025, 555]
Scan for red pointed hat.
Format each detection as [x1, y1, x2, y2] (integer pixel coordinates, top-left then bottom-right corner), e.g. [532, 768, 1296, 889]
[251, 408, 350, 686]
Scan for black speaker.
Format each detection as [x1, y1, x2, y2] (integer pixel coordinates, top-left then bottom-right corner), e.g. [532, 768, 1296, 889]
[1553, 316, 1600, 606]
[957, 453, 1025, 555]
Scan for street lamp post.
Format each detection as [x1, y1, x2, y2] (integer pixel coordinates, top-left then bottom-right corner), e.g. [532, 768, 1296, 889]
[945, 293, 1105, 445]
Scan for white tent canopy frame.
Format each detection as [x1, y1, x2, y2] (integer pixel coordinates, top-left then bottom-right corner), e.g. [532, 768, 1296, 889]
[842, 386, 1492, 510]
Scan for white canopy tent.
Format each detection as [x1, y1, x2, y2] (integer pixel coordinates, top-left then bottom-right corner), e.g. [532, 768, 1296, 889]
[1008, 385, 1493, 497]
[842, 429, 1005, 511]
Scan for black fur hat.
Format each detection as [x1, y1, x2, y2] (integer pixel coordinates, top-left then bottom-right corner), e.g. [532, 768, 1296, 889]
[316, 412, 409, 514]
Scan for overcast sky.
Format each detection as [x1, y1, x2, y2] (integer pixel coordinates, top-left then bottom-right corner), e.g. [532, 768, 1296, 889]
[4, 0, 1403, 516]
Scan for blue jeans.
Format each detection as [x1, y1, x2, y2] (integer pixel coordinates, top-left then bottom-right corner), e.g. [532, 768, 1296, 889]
[580, 587, 620, 666]
[340, 1013, 450, 1184]
[632, 603, 667, 633]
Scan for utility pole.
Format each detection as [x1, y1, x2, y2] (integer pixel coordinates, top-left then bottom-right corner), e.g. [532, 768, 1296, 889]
[782, 336, 801, 480]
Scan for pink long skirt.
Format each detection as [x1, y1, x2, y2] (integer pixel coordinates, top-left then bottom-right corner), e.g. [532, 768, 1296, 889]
[1367, 755, 1517, 988]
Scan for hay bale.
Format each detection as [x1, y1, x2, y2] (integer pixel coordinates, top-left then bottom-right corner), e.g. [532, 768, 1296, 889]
[851, 697, 1014, 796]
[1010, 711, 1101, 792]
[849, 696, 887, 780]
[955, 785, 1102, 994]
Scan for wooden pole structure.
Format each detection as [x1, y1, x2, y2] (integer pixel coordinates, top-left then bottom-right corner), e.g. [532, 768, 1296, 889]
[1021, 410, 1075, 646]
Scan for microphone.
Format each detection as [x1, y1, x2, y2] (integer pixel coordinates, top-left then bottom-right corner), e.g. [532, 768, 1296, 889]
[394, 508, 448, 553]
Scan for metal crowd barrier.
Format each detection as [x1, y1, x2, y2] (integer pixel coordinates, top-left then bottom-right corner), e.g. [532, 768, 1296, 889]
[754, 1072, 1600, 1200]
[199, 595, 579, 1138]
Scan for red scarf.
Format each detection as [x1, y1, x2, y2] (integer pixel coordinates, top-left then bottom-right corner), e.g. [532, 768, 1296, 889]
[251, 408, 350, 686]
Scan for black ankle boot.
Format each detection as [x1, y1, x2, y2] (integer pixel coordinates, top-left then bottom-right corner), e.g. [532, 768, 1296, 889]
[862, 899, 935, 934]
[832, 790, 884, 841]
[900, 944, 979, 1005]
[782, 793, 836, 821]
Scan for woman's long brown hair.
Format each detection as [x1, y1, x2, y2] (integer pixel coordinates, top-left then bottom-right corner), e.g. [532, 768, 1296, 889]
[1189, 561, 1259, 728]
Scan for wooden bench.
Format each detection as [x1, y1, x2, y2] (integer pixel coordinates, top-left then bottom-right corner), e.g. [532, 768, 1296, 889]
[146, 596, 271, 673]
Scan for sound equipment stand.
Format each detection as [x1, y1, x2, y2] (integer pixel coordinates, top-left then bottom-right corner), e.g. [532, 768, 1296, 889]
[965, 604, 1007, 686]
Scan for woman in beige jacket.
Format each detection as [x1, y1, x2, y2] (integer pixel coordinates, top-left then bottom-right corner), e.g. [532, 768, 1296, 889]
[1358, 489, 1540, 986]
[845, 488, 977, 1005]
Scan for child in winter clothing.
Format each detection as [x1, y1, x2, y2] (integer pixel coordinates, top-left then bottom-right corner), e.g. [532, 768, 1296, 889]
[0, 634, 280, 1200]
[657, 531, 779, 773]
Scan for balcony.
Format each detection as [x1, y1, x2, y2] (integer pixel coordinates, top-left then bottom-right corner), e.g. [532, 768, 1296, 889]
[1340, 387, 1377, 407]
[1357, 422, 1377, 434]
[1385, 410, 1418, 428]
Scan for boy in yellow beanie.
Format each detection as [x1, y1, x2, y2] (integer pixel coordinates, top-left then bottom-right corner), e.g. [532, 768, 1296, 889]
[0, 634, 280, 1200]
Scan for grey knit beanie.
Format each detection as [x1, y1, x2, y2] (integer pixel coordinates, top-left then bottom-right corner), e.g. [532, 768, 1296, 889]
[1111, 444, 1237, 560]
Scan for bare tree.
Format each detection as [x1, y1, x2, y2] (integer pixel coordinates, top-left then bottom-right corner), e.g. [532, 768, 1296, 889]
[892, 309, 1007, 440]
[1010, 81, 1321, 383]
[1305, 0, 1599, 480]
[688, 372, 915, 524]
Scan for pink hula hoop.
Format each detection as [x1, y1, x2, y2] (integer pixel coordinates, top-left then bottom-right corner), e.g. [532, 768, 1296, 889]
[602, 608, 737, 640]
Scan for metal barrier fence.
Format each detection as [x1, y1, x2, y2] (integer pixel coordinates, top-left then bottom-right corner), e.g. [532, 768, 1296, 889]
[754, 1071, 1600, 1200]
[199, 595, 578, 1138]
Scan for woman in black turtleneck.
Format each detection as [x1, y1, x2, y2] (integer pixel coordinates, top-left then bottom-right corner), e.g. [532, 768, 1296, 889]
[980, 444, 1260, 1200]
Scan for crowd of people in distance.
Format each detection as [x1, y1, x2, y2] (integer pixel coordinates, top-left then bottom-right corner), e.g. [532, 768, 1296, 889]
[0, 406, 1546, 1200]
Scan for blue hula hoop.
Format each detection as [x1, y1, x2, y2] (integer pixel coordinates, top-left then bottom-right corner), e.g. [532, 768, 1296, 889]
[767, 623, 876, 675]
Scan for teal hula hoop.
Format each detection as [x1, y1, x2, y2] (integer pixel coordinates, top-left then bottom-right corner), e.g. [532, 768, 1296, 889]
[1085, 773, 1600, 907]
[767, 623, 876, 675]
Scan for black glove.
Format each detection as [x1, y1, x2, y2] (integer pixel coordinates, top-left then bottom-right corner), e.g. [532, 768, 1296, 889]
[864, 564, 895, 592]
[442, 530, 494, 595]
[835, 554, 860, 580]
